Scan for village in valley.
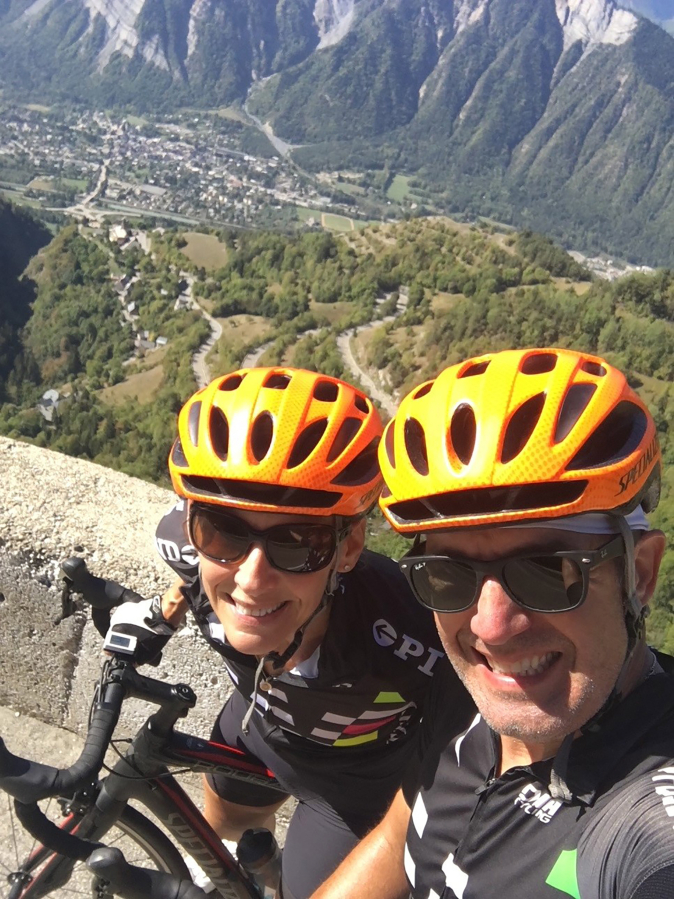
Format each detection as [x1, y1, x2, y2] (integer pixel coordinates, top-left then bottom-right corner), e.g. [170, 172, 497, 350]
[0, 104, 358, 229]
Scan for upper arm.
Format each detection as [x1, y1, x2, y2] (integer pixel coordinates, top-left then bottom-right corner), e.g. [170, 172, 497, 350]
[155, 500, 199, 581]
[577, 771, 674, 899]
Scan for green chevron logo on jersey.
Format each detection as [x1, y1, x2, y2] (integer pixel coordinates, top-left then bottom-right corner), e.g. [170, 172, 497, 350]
[546, 849, 580, 898]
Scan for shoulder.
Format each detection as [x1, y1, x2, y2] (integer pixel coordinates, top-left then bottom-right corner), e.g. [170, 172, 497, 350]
[154, 498, 199, 578]
[577, 764, 674, 899]
[345, 549, 417, 607]
[341, 548, 442, 644]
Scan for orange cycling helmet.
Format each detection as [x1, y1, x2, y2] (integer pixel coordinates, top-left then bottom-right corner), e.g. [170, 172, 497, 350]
[170, 367, 384, 518]
[379, 347, 661, 533]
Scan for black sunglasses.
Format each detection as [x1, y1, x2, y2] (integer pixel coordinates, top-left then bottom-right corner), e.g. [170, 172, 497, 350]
[189, 504, 349, 574]
[399, 535, 625, 614]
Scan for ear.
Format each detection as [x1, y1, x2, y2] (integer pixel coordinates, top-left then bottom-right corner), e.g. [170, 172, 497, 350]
[634, 530, 666, 609]
[337, 519, 367, 572]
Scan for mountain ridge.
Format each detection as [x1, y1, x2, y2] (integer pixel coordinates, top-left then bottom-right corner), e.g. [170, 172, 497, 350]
[1, 0, 674, 263]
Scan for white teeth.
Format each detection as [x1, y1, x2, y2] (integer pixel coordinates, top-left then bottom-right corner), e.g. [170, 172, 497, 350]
[489, 652, 556, 677]
[234, 601, 284, 618]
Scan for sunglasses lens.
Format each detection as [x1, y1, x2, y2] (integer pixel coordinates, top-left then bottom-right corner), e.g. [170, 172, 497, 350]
[190, 508, 251, 563]
[503, 556, 585, 611]
[267, 526, 336, 573]
[409, 558, 478, 612]
[190, 506, 337, 573]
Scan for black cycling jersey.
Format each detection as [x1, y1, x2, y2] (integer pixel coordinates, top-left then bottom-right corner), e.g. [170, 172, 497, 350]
[155, 499, 476, 898]
[155, 500, 466, 754]
[402, 655, 674, 899]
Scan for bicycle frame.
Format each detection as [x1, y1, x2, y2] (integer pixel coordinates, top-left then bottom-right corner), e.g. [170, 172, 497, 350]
[12, 686, 283, 899]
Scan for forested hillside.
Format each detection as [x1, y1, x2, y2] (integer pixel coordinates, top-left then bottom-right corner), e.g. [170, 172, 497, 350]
[0, 198, 52, 403]
[1, 217, 672, 647]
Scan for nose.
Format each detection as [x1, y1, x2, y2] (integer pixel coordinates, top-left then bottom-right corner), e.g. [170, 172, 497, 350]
[469, 577, 532, 646]
[233, 543, 278, 592]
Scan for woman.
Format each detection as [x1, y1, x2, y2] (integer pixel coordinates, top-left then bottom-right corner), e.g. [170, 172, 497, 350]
[152, 367, 473, 898]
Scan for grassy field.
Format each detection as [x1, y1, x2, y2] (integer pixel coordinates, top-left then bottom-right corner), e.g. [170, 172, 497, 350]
[27, 178, 54, 192]
[180, 232, 229, 271]
[0, 187, 40, 208]
[217, 314, 271, 342]
[386, 174, 412, 203]
[100, 364, 165, 405]
[309, 299, 354, 324]
[322, 212, 354, 232]
[216, 107, 249, 123]
[295, 206, 323, 224]
[27, 176, 87, 193]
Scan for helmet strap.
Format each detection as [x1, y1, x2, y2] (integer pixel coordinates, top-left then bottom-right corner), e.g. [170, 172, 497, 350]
[241, 528, 348, 735]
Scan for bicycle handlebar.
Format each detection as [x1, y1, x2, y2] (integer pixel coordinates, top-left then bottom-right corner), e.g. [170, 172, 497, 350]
[61, 556, 145, 608]
[88, 847, 210, 899]
[0, 679, 125, 804]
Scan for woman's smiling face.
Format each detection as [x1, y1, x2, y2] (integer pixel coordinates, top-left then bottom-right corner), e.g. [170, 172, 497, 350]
[197, 506, 364, 658]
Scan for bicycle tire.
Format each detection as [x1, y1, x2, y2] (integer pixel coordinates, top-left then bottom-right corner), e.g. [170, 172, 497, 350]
[1, 800, 190, 899]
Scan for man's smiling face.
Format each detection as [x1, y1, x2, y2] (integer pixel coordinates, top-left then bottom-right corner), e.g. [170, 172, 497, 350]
[426, 526, 629, 756]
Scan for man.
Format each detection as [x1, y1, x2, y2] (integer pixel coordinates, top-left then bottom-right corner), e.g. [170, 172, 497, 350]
[112, 366, 472, 899]
[314, 347, 673, 899]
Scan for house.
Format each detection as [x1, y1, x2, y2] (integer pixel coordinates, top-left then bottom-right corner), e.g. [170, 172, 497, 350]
[109, 224, 128, 244]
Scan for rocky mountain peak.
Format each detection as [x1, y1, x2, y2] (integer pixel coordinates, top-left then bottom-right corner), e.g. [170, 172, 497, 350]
[555, 0, 638, 49]
[314, 0, 357, 48]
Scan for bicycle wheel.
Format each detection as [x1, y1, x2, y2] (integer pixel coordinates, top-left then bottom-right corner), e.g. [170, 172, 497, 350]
[0, 797, 190, 899]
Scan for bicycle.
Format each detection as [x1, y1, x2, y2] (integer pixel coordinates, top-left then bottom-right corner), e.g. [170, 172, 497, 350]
[0, 558, 286, 899]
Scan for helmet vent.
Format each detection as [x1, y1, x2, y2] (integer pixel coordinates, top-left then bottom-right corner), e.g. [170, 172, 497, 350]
[288, 418, 328, 468]
[210, 408, 230, 460]
[384, 424, 396, 469]
[459, 360, 490, 378]
[332, 438, 380, 486]
[450, 404, 476, 465]
[265, 372, 291, 390]
[566, 401, 647, 470]
[313, 380, 339, 402]
[354, 394, 370, 413]
[521, 353, 557, 375]
[188, 401, 202, 447]
[327, 417, 361, 463]
[404, 418, 429, 476]
[580, 360, 607, 377]
[554, 383, 597, 444]
[171, 438, 188, 468]
[251, 412, 274, 462]
[219, 374, 244, 392]
[413, 381, 433, 399]
[501, 393, 546, 464]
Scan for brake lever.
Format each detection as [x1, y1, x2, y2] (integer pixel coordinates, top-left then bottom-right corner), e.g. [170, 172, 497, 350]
[55, 575, 84, 626]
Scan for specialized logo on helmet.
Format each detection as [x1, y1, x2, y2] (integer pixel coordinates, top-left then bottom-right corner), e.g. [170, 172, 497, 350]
[617, 436, 658, 495]
[359, 479, 384, 509]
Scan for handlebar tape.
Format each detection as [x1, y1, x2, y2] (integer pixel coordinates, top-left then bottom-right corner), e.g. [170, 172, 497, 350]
[0, 683, 124, 803]
[87, 847, 214, 899]
[14, 799, 101, 861]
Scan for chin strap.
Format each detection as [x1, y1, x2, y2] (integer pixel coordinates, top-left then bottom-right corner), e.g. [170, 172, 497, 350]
[550, 516, 646, 802]
[241, 591, 333, 735]
[240, 521, 353, 736]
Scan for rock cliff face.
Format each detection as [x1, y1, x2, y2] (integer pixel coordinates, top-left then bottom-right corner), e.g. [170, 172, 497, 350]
[0, 435, 231, 739]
